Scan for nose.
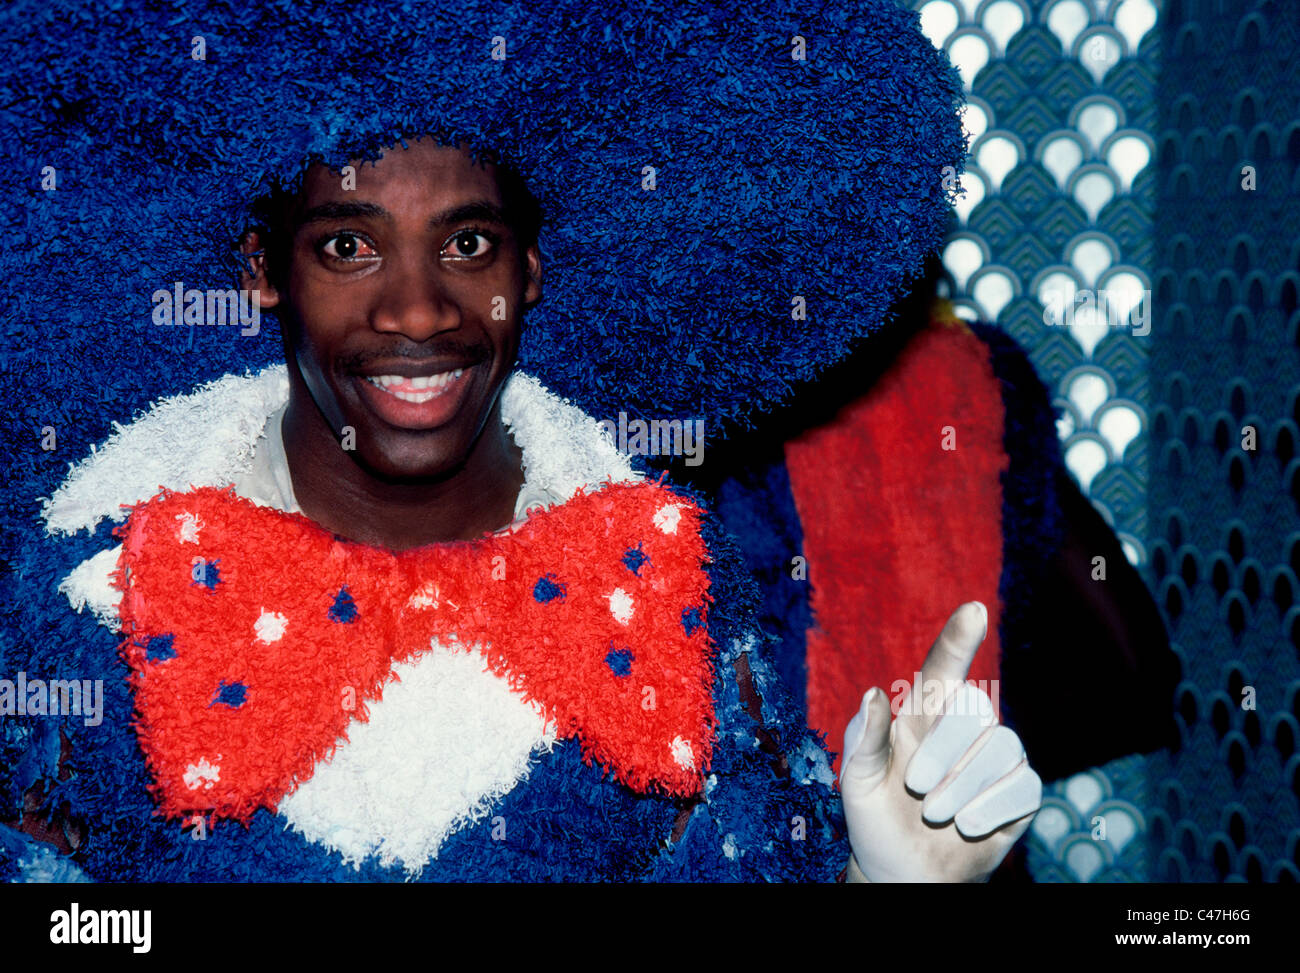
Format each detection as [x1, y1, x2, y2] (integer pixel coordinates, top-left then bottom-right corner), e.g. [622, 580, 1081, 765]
[369, 257, 460, 341]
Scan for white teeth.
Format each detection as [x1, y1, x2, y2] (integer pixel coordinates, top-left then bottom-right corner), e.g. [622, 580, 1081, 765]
[364, 368, 467, 402]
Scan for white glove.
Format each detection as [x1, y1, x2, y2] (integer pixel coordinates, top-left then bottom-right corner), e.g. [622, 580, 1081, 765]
[840, 601, 1042, 882]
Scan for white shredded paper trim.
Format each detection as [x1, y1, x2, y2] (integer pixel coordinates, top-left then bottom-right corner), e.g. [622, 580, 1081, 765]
[42, 366, 292, 536]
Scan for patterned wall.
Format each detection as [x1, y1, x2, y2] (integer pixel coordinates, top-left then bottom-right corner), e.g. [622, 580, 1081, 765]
[912, 0, 1299, 882]
[1143, 0, 1300, 882]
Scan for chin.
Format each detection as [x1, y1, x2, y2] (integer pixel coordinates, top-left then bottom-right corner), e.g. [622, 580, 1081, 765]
[352, 433, 470, 483]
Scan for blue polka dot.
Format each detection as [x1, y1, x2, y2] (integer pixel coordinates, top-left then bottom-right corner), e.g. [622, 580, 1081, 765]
[605, 647, 634, 677]
[622, 545, 650, 575]
[533, 575, 566, 603]
[144, 634, 175, 662]
[212, 680, 246, 708]
[682, 606, 704, 636]
[192, 559, 221, 591]
[329, 586, 358, 623]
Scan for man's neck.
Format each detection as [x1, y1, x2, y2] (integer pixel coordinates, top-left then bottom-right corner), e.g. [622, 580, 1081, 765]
[280, 384, 526, 551]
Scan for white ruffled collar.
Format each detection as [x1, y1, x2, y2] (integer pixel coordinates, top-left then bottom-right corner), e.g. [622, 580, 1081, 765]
[43, 365, 637, 537]
[49, 366, 638, 628]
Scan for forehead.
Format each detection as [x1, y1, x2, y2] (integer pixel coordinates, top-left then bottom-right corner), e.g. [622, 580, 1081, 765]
[299, 139, 502, 208]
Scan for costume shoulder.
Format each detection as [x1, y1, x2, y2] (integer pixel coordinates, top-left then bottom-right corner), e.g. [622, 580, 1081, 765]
[42, 366, 290, 538]
[33, 367, 288, 633]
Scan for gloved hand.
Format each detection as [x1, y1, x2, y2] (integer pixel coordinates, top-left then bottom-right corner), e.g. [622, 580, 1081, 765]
[840, 601, 1042, 882]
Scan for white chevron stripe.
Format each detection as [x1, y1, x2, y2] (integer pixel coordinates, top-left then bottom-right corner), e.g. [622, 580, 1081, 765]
[278, 640, 558, 873]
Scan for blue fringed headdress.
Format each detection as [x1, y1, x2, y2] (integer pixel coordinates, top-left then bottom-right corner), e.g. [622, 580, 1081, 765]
[1, 0, 965, 440]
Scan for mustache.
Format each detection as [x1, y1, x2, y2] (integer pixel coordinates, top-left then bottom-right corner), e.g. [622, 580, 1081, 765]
[335, 338, 493, 372]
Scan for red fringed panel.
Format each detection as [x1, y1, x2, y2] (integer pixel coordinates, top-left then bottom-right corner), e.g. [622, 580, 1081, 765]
[114, 481, 715, 821]
[785, 312, 1009, 769]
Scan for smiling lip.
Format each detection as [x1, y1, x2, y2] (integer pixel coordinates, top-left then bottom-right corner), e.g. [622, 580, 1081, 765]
[353, 363, 477, 430]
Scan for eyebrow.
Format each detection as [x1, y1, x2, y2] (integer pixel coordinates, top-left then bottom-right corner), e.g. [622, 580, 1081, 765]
[294, 199, 510, 231]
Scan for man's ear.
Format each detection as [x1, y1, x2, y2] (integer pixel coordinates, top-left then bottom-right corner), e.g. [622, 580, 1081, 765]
[523, 243, 543, 309]
[239, 230, 281, 309]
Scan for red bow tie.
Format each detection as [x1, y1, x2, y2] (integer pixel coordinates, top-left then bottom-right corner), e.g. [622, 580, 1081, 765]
[114, 482, 716, 823]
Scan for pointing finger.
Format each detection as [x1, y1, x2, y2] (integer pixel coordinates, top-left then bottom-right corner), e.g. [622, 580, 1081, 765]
[899, 601, 988, 739]
[919, 601, 988, 689]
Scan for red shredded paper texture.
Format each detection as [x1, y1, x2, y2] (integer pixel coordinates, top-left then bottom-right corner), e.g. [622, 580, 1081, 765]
[113, 481, 716, 822]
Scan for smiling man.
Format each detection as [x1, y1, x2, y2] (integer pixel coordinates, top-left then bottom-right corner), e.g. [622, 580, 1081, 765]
[248, 139, 536, 547]
[1, 0, 1073, 888]
[10, 135, 1044, 882]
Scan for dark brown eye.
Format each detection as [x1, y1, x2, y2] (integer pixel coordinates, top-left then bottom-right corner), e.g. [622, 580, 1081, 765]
[444, 230, 495, 259]
[320, 233, 375, 260]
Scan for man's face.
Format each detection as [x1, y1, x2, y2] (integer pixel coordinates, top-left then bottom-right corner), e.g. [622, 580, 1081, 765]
[273, 139, 541, 480]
